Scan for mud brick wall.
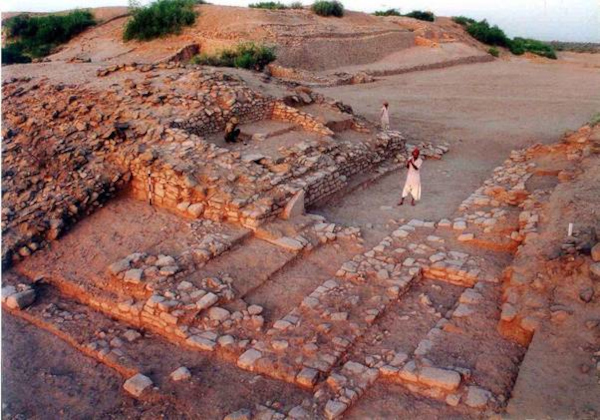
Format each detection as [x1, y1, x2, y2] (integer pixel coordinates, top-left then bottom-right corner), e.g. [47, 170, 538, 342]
[275, 31, 415, 71]
[303, 133, 406, 205]
[171, 98, 274, 136]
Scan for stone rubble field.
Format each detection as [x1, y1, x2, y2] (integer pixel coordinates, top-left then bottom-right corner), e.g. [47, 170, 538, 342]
[2, 55, 600, 419]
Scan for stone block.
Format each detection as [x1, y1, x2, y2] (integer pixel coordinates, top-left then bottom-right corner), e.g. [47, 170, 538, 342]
[465, 386, 492, 408]
[123, 329, 142, 342]
[170, 366, 192, 381]
[237, 349, 262, 370]
[325, 400, 348, 419]
[187, 335, 216, 351]
[208, 306, 230, 321]
[282, 190, 305, 220]
[108, 259, 131, 275]
[124, 269, 143, 284]
[5, 289, 36, 310]
[296, 367, 319, 387]
[196, 292, 218, 310]
[156, 255, 176, 267]
[187, 203, 205, 218]
[123, 373, 153, 397]
[1, 285, 17, 303]
[418, 367, 461, 391]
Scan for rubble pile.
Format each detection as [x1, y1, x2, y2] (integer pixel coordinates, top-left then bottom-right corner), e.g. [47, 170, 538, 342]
[1, 78, 132, 267]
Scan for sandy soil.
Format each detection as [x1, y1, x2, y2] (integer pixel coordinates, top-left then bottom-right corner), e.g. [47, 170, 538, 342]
[2, 314, 131, 419]
[321, 42, 488, 75]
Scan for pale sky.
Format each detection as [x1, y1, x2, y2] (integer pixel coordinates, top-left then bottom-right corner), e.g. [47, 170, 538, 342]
[1, 0, 599, 42]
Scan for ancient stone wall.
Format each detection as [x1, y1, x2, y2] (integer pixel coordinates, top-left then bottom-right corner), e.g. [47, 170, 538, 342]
[275, 31, 415, 71]
[270, 102, 333, 136]
[2, 65, 405, 267]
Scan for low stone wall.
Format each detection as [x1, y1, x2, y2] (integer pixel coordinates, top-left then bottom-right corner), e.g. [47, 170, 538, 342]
[126, 129, 405, 230]
[171, 96, 274, 136]
[304, 133, 405, 206]
[270, 102, 333, 136]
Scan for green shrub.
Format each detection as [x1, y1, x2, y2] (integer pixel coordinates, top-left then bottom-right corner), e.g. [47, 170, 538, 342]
[2, 43, 32, 64]
[249, 1, 287, 9]
[452, 15, 475, 26]
[457, 17, 557, 60]
[590, 112, 600, 127]
[509, 37, 557, 59]
[466, 19, 510, 47]
[191, 42, 276, 70]
[123, 0, 197, 41]
[488, 47, 499, 57]
[373, 9, 401, 17]
[289, 1, 304, 9]
[404, 10, 435, 22]
[3, 10, 95, 59]
[311, 0, 344, 17]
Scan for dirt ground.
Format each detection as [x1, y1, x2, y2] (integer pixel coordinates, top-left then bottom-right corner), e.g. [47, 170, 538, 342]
[2, 314, 130, 419]
[314, 55, 600, 233]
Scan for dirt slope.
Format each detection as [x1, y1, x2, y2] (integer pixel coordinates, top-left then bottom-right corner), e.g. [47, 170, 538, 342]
[41, 5, 409, 69]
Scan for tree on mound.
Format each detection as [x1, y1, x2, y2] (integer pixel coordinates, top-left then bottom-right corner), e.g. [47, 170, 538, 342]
[123, 0, 197, 42]
[311, 0, 344, 17]
[373, 9, 401, 17]
[454, 16, 557, 60]
[373, 9, 434, 21]
[403, 10, 435, 22]
[249, 2, 288, 9]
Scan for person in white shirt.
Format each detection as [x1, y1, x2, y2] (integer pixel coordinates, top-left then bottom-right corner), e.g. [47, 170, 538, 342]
[398, 148, 423, 206]
[380, 101, 390, 131]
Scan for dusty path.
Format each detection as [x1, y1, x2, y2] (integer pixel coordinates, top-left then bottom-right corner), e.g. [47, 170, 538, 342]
[315, 56, 600, 231]
[2, 314, 131, 419]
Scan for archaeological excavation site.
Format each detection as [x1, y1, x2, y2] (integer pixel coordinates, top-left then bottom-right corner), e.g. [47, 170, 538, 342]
[1, 3, 600, 419]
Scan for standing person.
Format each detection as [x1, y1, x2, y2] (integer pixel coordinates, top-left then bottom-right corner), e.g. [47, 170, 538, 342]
[224, 117, 241, 143]
[380, 101, 390, 131]
[398, 148, 423, 206]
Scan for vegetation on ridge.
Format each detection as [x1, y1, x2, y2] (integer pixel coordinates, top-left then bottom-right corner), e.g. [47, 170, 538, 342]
[190, 42, 276, 70]
[311, 0, 344, 17]
[403, 10, 435, 22]
[123, 0, 197, 42]
[454, 16, 557, 59]
[2, 10, 96, 64]
[249, 1, 303, 9]
[373, 9, 434, 21]
[373, 9, 401, 17]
